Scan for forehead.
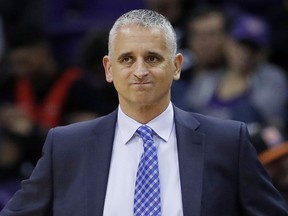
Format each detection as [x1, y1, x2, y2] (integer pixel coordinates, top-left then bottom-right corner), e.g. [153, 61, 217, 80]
[114, 24, 165, 42]
[112, 24, 169, 53]
[190, 13, 225, 31]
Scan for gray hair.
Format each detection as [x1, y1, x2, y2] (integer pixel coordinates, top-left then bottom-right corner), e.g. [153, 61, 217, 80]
[108, 9, 177, 59]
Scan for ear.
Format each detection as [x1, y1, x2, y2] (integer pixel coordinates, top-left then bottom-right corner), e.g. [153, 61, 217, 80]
[173, 53, 183, 80]
[103, 55, 113, 83]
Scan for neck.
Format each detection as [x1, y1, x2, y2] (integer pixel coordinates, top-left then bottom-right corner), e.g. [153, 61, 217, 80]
[119, 100, 170, 124]
[227, 67, 252, 78]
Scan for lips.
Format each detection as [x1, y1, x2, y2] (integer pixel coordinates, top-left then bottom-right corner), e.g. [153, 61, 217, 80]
[134, 82, 150, 84]
[131, 81, 152, 89]
[132, 78, 152, 84]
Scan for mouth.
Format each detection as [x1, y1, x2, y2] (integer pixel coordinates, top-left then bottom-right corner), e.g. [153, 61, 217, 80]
[133, 80, 152, 84]
[134, 81, 150, 84]
[132, 81, 152, 88]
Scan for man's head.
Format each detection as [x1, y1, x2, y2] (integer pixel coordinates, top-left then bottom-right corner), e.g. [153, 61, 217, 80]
[8, 29, 57, 79]
[108, 9, 177, 60]
[187, 6, 228, 69]
[225, 14, 270, 72]
[103, 9, 183, 122]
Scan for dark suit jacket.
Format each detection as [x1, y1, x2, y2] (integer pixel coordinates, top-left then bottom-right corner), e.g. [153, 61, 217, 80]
[1, 106, 288, 216]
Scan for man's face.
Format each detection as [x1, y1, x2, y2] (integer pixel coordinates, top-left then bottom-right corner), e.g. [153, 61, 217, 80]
[103, 24, 182, 110]
[225, 39, 260, 72]
[188, 13, 226, 68]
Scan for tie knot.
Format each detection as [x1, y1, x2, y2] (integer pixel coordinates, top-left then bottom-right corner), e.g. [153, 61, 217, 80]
[137, 125, 153, 142]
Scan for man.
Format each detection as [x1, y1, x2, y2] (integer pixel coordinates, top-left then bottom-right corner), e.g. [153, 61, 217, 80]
[187, 6, 227, 71]
[172, 5, 228, 112]
[1, 9, 288, 216]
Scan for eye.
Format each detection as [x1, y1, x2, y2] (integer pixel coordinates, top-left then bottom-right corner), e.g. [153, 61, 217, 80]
[122, 56, 132, 63]
[118, 55, 133, 64]
[146, 56, 160, 63]
[121, 56, 133, 63]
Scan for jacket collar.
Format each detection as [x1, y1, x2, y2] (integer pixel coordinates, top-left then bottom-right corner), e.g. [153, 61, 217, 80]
[174, 106, 205, 216]
[87, 106, 205, 215]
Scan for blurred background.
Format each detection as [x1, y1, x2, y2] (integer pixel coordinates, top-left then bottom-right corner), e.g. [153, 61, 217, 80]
[0, 0, 288, 208]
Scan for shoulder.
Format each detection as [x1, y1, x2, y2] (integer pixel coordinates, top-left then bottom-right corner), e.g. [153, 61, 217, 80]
[42, 110, 117, 158]
[174, 105, 246, 138]
[50, 109, 117, 139]
[192, 112, 243, 129]
[255, 63, 288, 83]
[174, 105, 244, 129]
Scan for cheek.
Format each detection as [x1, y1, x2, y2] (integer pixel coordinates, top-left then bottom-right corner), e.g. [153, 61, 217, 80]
[110, 71, 129, 89]
[226, 46, 241, 61]
[158, 70, 176, 86]
[111, 79, 124, 95]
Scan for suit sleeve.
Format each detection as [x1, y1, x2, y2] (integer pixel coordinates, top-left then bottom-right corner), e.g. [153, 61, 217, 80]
[0, 129, 55, 216]
[238, 123, 288, 215]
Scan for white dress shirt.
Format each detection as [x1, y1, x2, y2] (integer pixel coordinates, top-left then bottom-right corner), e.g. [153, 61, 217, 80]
[103, 102, 183, 215]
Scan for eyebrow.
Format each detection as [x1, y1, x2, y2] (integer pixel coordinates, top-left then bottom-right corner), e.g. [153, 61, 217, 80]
[147, 51, 163, 57]
[147, 51, 164, 60]
[117, 52, 133, 61]
[117, 51, 164, 60]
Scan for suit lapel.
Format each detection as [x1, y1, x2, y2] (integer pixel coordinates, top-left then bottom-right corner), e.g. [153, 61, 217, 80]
[174, 106, 205, 216]
[86, 110, 117, 216]
[85, 107, 204, 215]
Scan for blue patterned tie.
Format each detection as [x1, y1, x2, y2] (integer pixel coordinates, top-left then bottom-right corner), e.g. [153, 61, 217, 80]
[134, 125, 161, 216]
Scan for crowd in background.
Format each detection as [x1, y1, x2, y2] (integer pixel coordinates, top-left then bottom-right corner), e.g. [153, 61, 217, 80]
[0, 0, 288, 208]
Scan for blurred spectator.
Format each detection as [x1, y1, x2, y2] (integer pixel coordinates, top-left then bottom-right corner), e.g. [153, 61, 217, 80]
[205, 1, 288, 77]
[0, 28, 112, 209]
[172, 5, 288, 136]
[171, 5, 228, 110]
[0, 29, 119, 206]
[186, 6, 228, 71]
[0, 28, 111, 128]
[192, 14, 288, 131]
[0, 30, 58, 182]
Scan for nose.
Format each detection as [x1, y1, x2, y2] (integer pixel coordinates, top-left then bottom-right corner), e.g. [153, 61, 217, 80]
[133, 59, 148, 79]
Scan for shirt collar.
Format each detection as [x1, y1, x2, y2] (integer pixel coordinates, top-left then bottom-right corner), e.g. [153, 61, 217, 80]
[117, 102, 174, 144]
